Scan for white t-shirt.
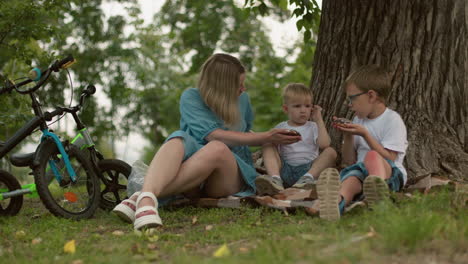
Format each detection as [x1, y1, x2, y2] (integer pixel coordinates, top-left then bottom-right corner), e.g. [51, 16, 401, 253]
[352, 108, 408, 183]
[275, 121, 319, 166]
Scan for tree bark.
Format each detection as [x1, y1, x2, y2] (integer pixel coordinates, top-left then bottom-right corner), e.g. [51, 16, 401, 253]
[311, 0, 468, 182]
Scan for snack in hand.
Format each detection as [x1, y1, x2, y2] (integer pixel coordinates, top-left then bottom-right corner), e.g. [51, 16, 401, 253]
[334, 117, 352, 124]
[285, 129, 301, 136]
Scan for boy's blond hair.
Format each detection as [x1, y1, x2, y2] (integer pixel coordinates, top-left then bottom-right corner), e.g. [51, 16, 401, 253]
[198, 53, 245, 128]
[344, 65, 391, 102]
[282, 83, 313, 105]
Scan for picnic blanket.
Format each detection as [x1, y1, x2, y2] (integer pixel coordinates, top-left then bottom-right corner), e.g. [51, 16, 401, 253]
[163, 174, 466, 214]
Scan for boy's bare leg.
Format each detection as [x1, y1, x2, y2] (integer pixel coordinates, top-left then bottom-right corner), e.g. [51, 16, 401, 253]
[363, 150, 392, 179]
[340, 176, 362, 206]
[262, 143, 281, 176]
[307, 147, 337, 178]
[363, 151, 392, 206]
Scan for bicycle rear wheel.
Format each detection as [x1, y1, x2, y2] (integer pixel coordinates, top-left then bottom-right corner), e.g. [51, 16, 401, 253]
[0, 170, 23, 216]
[34, 141, 100, 219]
[97, 159, 131, 210]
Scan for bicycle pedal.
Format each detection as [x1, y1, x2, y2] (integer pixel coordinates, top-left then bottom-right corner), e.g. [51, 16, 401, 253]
[59, 179, 71, 187]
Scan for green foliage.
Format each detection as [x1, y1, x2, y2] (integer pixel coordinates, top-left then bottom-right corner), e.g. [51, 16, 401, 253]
[1, 0, 319, 162]
[244, 0, 321, 41]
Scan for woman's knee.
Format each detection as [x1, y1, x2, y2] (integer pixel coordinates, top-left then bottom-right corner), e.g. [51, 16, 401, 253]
[204, 140, 232, 161]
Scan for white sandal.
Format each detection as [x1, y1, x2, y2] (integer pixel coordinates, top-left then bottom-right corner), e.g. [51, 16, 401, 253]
[112, 191, 140, 223]
[133, 192, 163, 230]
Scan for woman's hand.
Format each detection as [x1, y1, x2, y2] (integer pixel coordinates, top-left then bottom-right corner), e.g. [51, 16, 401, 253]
[266, 128, 302, 145]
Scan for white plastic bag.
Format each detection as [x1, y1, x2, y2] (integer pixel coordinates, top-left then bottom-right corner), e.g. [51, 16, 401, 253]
[127, 160, 148, 196]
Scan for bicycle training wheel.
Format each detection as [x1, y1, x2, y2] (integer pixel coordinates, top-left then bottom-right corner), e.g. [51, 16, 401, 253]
[97, 159, 131, 211]
[33, 142, 100, 219]
[0, 169, 23, 216]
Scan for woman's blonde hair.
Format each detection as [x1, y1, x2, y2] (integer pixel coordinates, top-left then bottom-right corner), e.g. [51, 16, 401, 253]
[198, 53, 245, 128]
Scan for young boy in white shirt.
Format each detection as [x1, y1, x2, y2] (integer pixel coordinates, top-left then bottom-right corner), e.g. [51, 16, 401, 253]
[256, 83, 337, 195]
[318, 65, 408, 221]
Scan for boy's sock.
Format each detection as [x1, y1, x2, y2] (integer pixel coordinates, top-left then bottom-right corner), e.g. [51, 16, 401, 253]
[271, 175, 281, 180]
[338, 196, 346, 215]
[303, 172, 315, 179]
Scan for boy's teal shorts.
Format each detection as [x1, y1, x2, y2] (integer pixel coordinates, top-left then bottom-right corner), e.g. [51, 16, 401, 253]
[340, 159, 404, 192]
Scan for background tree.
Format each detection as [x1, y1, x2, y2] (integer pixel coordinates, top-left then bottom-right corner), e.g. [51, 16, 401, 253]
[247, 0, 467, 181]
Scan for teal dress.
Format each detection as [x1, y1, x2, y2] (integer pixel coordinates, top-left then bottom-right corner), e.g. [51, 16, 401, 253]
[165, 88, 257, 196]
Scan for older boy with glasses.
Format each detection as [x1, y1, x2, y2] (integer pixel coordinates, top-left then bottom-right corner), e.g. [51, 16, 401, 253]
[317, 65, 408, 221]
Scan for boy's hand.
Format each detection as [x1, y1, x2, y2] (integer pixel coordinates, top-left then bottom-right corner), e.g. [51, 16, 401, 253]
[333, 120, 368, 137]
[310, 105, 323, 122]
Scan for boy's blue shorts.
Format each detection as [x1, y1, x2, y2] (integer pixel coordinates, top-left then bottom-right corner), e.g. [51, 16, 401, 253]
[340, 159, 404, 192]
[280, 160, 313, 188]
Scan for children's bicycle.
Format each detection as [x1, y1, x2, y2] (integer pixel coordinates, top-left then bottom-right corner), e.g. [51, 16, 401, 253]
[0, 55, 131, 219]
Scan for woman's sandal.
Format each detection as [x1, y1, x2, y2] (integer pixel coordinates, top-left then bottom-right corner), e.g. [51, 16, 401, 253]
[134, 192, 163, 230]
[112, 191, 141, 223]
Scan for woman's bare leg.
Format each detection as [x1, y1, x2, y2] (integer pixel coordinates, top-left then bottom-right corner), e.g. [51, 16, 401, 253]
[138, 139, 243, 207]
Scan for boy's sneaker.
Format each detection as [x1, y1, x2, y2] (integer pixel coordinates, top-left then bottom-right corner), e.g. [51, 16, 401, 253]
[292, 175, 317, 189]
[255, 175, 284, 195]
[363, 175, 390, 207]
[317, 168, 341, 221]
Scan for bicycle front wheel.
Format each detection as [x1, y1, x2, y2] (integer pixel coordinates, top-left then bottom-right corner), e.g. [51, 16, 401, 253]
[97, 159, 131, 211]
[0, 169, 23, 216]
[34, 141, 100, 219]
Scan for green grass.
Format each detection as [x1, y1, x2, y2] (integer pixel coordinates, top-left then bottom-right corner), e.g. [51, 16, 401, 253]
[0, 187, 466, 263]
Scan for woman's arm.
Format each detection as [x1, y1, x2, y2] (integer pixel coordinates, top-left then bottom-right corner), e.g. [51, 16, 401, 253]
[206, 128, 301, 147]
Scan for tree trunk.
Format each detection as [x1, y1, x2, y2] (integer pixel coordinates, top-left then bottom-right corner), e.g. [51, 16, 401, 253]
[311, 0, 468, 182]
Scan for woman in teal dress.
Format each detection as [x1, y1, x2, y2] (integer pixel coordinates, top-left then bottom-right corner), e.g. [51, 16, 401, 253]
[113, 53, 301, 230]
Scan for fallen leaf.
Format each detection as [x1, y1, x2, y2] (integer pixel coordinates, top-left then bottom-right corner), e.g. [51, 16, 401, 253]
[147, 235, 159, 242]
[31, 214, 41, 219]
[15, 230, 26, 239]
[112, 230, 124, 236]
[147, 243, 158, 250]
[192, 216, 198, 225]
[213, 244, 230, 258]
[205, 225, 213, 231]
[64, 240, 76, 254]
[32, 238, 42, 245]
[239, 247, 249, 253]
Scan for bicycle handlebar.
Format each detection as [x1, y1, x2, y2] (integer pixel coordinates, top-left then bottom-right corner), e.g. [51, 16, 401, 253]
[43, 84, 96, 121]
[0, 55, 75, 95]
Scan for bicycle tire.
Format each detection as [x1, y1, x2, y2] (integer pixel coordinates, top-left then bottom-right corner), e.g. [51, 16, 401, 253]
[97, 159, 131, 211]
[0, 169, 23, 216]
[33, 141, 100, 219]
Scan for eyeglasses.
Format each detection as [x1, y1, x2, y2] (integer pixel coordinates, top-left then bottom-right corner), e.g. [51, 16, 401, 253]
[346, 91, 367, 105]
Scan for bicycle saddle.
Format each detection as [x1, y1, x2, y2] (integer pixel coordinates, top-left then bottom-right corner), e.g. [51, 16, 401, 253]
[10, 152, 34, 167]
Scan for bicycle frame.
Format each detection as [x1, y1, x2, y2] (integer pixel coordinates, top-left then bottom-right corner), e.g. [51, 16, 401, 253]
[0, 92, 77, 182]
